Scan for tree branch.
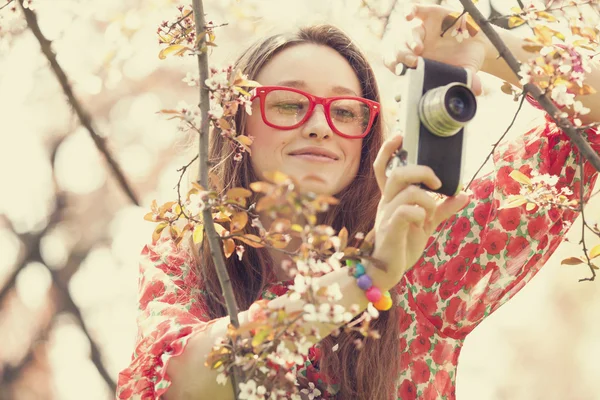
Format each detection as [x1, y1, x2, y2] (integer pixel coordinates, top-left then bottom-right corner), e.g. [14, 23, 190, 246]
[458, 0, 600, 172]
[191, 0, 243, 397]
[18, 0, 140, 206]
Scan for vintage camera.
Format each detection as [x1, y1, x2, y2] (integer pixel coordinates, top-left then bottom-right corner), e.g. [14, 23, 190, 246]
[386, 58, 477, 197]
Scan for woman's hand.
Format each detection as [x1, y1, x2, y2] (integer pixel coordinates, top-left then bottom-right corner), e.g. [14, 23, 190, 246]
[368, 135, 470, 291]
[384, 3, 494, 95]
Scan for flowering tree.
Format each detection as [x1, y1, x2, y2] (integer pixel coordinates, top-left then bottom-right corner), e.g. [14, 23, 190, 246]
[147, 0, 600, 398]
[4, 0, 600, 398]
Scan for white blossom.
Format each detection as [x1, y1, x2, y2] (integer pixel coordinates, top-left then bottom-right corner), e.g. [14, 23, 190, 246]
[518, 64, 533, 86]
[300, 382, 322, 400]
[187, 192, 206, 216]
[550, 85, 575, 107]
[209, 103, 224, 120]
[182, 72, 199, 86]
[216, 372, 228, 385]
[367, 302, 380, 319]
[205, 70, 230, 90]
[574, 100, 591, 116]
[325, 283, 343, 302]
[239, 379, 263, 400]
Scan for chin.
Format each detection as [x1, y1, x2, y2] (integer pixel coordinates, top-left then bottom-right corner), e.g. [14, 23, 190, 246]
[295, 176, 339, 196]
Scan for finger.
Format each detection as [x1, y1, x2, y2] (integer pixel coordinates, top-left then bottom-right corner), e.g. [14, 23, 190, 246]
[430, 192, 470, 229]
[373, 135, 403, 192]
[407, 23, 425, 55]
[394, 204, 427, 229]
[410, 3, 451, 22]
[382, 185, 438, 222]
[382, 165, 442, 204]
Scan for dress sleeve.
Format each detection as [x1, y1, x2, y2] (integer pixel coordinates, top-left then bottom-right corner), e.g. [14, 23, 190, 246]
[116, 237, 219, 399]
[403, 113, 600, 340]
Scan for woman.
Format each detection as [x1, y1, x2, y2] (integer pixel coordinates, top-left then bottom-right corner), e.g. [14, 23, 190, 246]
[116, 4, 600, 400]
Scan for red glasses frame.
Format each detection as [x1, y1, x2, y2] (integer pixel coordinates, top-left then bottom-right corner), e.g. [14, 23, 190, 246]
[250, 85, 380, 139]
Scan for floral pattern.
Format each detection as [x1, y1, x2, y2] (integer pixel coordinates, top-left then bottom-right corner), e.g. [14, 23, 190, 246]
[116, 113, 599, 399]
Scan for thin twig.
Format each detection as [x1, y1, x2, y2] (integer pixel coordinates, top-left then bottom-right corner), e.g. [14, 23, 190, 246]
[18, 0, 140, 206]
[190, 0, 243, 397]
[0, 0, 14, 11]
[458, 0, 600, 173]
[578, 155, 596, 282]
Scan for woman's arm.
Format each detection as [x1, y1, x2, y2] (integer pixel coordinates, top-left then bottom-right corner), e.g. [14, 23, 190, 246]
[164, 267, 369, 400]
[116, 237, 369, 400]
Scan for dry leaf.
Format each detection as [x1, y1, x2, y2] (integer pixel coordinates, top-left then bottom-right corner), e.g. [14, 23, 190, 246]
[561, 257, 586, 265]
[223, 238, 236, 258]
[234, 234, 264, 248]
[230, 212, 248, 232]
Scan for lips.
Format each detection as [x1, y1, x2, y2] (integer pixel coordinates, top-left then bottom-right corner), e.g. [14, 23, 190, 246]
[288, 146, 339, 160]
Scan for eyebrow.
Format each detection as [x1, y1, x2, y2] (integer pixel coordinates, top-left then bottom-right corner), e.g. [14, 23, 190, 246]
[275, 80, 359, 97]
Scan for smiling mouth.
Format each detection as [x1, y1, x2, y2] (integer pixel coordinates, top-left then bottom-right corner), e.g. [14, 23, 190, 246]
[289, 154, 337, 162]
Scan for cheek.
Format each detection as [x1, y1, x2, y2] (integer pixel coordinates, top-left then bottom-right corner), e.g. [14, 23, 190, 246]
[345, 140, 363, 172]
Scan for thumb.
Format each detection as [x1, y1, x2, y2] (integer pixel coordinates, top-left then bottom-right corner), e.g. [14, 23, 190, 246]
[468, 69, 483, 96]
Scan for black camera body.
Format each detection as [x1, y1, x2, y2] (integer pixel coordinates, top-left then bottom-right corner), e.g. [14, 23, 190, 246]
[386, 58, 477, 197]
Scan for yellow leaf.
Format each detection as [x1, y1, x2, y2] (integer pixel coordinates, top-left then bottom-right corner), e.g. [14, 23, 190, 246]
[561, 257, 586, 265]
[235, 135, 253, 146]
[144, 212, 156, 222]
[234, 234, 264, 248]
[590, 244, 600, 259]
[291, 224, 304, 233]
[230, 212, 248, 233]
[525, 202, 537, 211]
[226, 187, 253, 199]
[499, 195, 528, 210]
[249, 181, 274, 193]
[522, 43, 544, 53]
[264, 170, 290, 184]
[267, 233, 289, 249]
[152, 222, 169, 243]
[158, 44, 187, 60]
[218, 118, 231, 130]
[214, 223, 226, 236]
[251, 328, 270, 348]
[536, 11, 556, 22]
[193, 225, 204, 244]
[223, 238, 235, 258]
[509, 170, 532, 186]
[508, 16, 526, 28]
[234, 87, 251, 97]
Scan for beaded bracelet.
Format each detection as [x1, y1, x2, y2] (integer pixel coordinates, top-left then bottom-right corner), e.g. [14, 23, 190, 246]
[346, 260, 392, 311]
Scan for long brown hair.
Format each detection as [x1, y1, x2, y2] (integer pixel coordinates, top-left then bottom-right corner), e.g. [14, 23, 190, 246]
[199, 25, 400, 399]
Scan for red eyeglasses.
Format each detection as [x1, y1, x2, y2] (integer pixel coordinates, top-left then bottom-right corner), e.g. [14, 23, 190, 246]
[250, 86, 380, 139]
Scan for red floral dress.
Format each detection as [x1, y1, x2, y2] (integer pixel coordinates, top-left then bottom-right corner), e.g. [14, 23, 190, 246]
[116, 111, 600, 399]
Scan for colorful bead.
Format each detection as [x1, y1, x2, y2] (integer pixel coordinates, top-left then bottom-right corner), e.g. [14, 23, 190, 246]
[356, 274, 372, 290]
[365, 286, 382, 303]
[383, 291, 391, 298]
[346, 259, 356, 268]
[353, 263, 366, 278]
[373, 295, 393, 311]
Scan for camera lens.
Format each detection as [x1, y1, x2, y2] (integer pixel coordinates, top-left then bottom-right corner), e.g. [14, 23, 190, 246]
[418, 83, 477, 137]
[445, 85, 476, 122]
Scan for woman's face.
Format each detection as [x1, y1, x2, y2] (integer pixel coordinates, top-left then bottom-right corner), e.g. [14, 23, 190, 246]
[246, 43, 364, 196]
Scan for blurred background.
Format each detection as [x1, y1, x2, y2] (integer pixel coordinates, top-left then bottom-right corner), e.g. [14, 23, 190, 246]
[1, 0, 599, 399]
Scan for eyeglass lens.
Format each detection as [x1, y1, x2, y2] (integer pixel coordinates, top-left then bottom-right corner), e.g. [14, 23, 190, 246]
[263, 89, 371, 136]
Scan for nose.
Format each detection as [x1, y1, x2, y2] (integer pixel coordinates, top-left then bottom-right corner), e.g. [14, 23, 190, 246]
[301, 105, 332, 140]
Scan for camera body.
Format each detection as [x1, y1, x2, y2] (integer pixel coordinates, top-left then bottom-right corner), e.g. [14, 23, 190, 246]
[386, 58, 477, 197]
